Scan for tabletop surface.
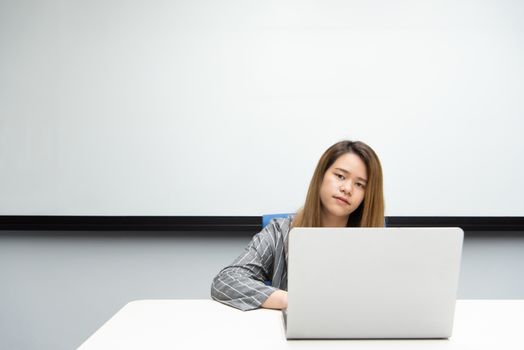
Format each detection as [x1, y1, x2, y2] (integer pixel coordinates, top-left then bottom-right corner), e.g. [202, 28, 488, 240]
[79, 299, 524, 350]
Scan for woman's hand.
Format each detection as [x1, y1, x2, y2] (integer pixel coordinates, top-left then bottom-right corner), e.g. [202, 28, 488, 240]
[261, 290, 288, 310]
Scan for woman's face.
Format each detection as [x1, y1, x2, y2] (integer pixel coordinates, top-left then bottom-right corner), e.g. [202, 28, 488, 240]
[319, 152, 368, 226]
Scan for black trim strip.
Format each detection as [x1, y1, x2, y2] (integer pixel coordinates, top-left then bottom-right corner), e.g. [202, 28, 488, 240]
[385, 217, 524, 231]
[0, 216, 523, 232]
[0, 216, 261, 232]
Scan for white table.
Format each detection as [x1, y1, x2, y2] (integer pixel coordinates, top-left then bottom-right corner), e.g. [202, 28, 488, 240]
[79, 299, 524, 349]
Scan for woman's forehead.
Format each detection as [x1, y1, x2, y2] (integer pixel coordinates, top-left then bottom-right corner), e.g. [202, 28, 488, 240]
[331, 153, 367, 179]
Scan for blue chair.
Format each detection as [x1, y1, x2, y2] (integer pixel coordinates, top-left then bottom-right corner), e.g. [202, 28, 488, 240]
[262, 213, 293, 228]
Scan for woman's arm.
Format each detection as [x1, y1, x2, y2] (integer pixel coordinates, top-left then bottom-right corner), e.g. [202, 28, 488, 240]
[261, 289, 288, 310]
[211, 227, 280, 311]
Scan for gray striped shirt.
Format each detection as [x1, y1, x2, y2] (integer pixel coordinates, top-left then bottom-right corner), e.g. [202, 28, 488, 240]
[210, 216, 293, 311]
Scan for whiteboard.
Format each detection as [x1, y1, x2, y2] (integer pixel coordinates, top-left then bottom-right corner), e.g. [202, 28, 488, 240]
[1, 0, 523, 216]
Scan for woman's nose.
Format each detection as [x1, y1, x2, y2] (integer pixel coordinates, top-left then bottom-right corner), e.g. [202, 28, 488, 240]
[341, 181, 353, 195]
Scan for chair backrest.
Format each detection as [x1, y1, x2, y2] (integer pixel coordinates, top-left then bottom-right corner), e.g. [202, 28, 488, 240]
[262, 213, 292, 228]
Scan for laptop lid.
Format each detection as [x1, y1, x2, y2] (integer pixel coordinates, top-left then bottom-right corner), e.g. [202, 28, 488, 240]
[285, 227, 464, 339]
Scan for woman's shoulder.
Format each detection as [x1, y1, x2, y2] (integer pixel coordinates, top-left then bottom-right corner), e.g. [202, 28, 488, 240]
[262, 214, 294, 241]
[258, 215, 294, 250]
[266, 214, 294, 230]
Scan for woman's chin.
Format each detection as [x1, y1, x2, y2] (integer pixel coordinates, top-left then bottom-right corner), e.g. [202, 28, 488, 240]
[327, 207, 351, 218]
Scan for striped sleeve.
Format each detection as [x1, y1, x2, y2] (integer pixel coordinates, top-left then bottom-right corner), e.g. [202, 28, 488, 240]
[210, 225, 278, 311]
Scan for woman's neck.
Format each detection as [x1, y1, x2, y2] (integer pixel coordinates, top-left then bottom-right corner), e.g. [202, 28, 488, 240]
[321, 210, 348, 227]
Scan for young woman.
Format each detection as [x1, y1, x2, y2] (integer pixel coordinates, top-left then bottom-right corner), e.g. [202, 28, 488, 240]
[211, 140, 385, 311]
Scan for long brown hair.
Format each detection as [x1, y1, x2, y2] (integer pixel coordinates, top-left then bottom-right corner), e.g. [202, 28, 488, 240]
[292, 140, 385, 227]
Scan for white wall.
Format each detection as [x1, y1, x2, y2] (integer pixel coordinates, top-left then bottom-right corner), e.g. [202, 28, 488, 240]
[1, 0, 523, 216]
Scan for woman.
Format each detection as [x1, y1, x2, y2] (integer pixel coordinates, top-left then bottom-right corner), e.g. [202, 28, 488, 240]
[211, 140, 385, 311]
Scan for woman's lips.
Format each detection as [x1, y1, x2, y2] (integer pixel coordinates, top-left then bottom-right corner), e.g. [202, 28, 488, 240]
[334, 196, 350, 205]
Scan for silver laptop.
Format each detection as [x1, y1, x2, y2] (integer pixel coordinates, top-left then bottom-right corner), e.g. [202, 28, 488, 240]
[285, 227, 464, 339]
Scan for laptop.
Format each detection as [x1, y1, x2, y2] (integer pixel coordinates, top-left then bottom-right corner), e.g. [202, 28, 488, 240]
[285, 227, 464, 339]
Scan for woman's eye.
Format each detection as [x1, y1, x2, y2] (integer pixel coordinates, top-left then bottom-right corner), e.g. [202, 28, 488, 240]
[335, 173, 344, 180]
[356, 183, 365, 188]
